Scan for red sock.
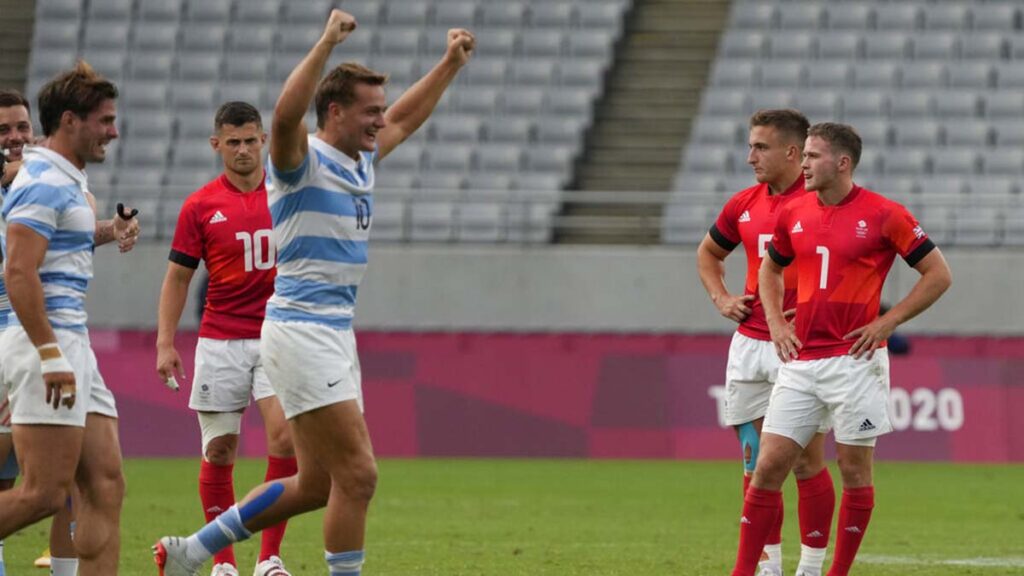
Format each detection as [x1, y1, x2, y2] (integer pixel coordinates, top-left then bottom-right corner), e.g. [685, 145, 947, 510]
[259, 455, 298, 562]
[732, 487, 782, 576]
[199, 460, 236, 566]
[827, 486, 875, 576]
[767, 492, 784, 546]
[797, 467, 836, 549]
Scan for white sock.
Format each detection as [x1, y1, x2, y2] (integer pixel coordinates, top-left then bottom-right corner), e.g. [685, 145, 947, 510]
[762, 543, 782, 568]
[797, 544, 827, 575]
[0, 539, 5, 562]
[50, 557, 78, 576]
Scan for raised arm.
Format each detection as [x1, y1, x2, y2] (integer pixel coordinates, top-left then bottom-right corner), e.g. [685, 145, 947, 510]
[272, 9, 357, 172]
[697, 233, 752, 323]
[377, 28, 475, 160]
[845, 248, 952, 359]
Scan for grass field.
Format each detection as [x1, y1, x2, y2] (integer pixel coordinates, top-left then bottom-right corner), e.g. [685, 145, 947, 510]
[3, 459, 1023, 575]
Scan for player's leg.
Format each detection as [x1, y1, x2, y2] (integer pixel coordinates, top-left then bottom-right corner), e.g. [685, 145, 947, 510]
[726, 334, 785, 575]
[253, 392, 297, 572]
[199, 412, 242, 573]
[0, 424, 82, 539]
[0, 431, 14, 576]
[734, 361, 826, 576]
[793, 433, 833, 576]
[72, 413, 124, 576]
[48, 494, 78, 576]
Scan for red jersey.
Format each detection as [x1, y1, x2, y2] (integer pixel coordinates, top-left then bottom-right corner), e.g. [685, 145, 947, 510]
[768, 185, 934, 360]
[710, 177, 807, 340]
[169, 173, 276, 340]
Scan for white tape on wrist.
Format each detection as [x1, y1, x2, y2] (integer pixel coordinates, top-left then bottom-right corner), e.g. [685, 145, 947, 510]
[41, 355, 74, 375]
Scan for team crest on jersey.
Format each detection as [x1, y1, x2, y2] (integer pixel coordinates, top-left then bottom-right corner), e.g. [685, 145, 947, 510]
[209, 210, 227, 224]
[738, 210, 751, 223]
[791, 220, 803, 234]
[913, 225, 926, 239]
[856, 219, 868, 238]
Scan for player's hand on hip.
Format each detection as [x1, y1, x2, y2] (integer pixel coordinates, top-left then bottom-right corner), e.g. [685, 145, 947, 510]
[322, 9, 357, 46]
[156, 345, 185, 392]
[43, 371, 76, 410]
[716, 293, 754, 323]
[844, 318, 895, 360]
[444, 29, 476, 67]
[768, 320, 802, 363]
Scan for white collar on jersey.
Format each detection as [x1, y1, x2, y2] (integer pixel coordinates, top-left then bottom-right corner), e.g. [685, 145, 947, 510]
[309, 135, 368, 173]
[23, 145, 89, 192]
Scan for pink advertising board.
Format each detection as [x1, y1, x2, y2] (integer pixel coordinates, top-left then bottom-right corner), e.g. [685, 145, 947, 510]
[94, 331, 1023, 462]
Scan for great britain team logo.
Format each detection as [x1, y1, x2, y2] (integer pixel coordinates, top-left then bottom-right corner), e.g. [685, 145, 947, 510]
[856, 219, 869, 239]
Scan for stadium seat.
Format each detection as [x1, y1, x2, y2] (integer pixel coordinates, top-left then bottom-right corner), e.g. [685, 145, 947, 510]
[536, 118, 585, 146]
[434, 2, 477, 27]
[88, 0, 133, 21]
[768, 33, 814, 60]
[559, 59, 605, 89]
[682, 147, 731, 174]
[122, 80, 169, 110]
[933, 90, 981, 118]
[924, 5, 969, 30]
[983, 149, 1024, 175]
[968, 176, 1017, 198]
[409, 201, 456, 242]
[946, 63, 993, 89]
[481, 3, 526, 28]
[386, 2, 430, 26]
[457, 202, 505, 242]
[369, 56, 418, 84]
[817, 32, 860, 60]
[501, 87, 544, 115]
[474, 30, 516, 58]
[912, 33, 959, 60]
[282, 0, 332, 24]
[224, 55, 269, 82]
[985, 92, 1024, 119]
[889, 91, 933, 117]
[841, 90, 888, 120]
[381, 144, 424, 173]
[171, 141, 218, 171]
[853, 62, 899, 89]
[1001, 208, 1024, 245]
[29, 50, 76, 79]
[426, 145, 474, 173]
[805, 62, 850, 89]
[431, 115, 482, 143]
[126, 113, 174, 141]
[996, 63, 1024, 89]
[520, 30, 564, 58]
[416, 173, 465, 194]
[954, 206, 1002, 246]
[701, 90, 747, 117]
[720, 33, 765, 60]
[530, 3, 575, 29]
[463, 58, 506, 85]
[378, 27, 423, 56]
[38, 0, 84, 22]
[777, 4, 823, 30]
[748, 90, 793, 111]
[661, 203, 714, 245]
[228, 25, 275, 54]
[994, 122, 1024, 146]
[138, 0, 183, 22]
[234, 0, 281, 23]
[916, 176, 967, 196]
[944, 119, 991, 147]
[181, 25, 227, 52]
[826, 3, 872, 30]
[466, 173, 513, 191]
[566, 30, 613, 60]
[525, 145, 574, 176]
[84, 22, 130, 50]
[730, 4, 774, 30]
[850, 119, 890, 148]
[875, 4, 922, 31]
[171, 82, 218, 111]
[476, 144, 524, 173]
[369, 200, 406, 242]
[971, 4, 1019, 31]
[900, 62, 945, 89]
[546, 90, 592, 117]
[374, 171, 417, 191]
[883, 149, 930, 176]
[916, 205, 954, 244]
[930, 148, 980, 176]
[710, 60, 757, 88]
[121, 139, 171, 169]
[185, 0, 231, 23]
[578, 2, 624, 31]
[960, 34, 1005, 60]
[131, 23, 178, 52]
[483, 117, 533, 143]
[793, 91, 840, 120]
[217, 82, 264, 106]
[508, 58, 556, 86]
[863, 33, 909, 60]
[690, 118, 742, 146]
[176, 54, 222, 81]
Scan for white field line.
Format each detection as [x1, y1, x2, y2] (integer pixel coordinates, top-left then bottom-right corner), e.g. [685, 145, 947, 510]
[858, 554, 1024, 570]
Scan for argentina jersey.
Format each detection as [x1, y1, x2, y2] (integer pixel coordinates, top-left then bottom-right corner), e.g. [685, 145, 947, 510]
[0, 184, 9, 330]
[1, 147, 95, 332]
[265, 135, 375, 330]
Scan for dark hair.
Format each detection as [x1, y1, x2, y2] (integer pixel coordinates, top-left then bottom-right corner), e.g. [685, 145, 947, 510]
[749, 109, 810, 147]
[314, 62, 388, 129]
[37, 60, 118, 137]
[807, 122, 862, 169]
[214, 101, 262, 131]
[0, 89, 30, 114]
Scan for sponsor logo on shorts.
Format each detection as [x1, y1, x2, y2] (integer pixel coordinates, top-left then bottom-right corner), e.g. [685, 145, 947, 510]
[858, 418, 876, 432]
[327, 379, 342, 388]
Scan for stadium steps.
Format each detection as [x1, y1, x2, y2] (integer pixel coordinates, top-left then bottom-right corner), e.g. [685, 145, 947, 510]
[0, 0, 33, 89]
[563, 0, 729, 245]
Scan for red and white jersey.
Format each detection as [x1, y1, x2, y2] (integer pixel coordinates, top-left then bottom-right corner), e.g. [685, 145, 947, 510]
[767, 185, 934, 360]
[710, 177, 808, 340]
[170, 173, 276, 340]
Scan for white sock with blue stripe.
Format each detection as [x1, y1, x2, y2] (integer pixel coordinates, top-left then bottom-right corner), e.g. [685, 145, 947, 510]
[50, 557, 78, 576]
[184, 505, 252, 565]
[325, 550, 364, 575]
[0, 540, 6, 576]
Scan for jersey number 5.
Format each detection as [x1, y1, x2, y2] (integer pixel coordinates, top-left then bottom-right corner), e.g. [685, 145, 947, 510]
[236, 230, 275, 272]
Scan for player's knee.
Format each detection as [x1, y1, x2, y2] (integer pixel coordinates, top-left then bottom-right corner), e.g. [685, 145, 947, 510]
[204, 438, 237, 466]
[737, 422, 760, 474]
[21, 484, 69, 519]
[199, 412, 242, 464]
[835, 455, 872, 487]
[793, 451, 825, 479]
[337, 456, 378, 502]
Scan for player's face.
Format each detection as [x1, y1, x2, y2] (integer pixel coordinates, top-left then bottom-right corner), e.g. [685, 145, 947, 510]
[0, 104, 33, 162]
[69, 98, 118, 164]
[801, 135, 839, 191]
[337, 83, 388, 154]
[747, 125, 792, 184]
[212, 122, 265, 177]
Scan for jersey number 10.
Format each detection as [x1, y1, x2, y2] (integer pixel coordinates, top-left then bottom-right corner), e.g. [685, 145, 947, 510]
[235, 230, 276, 272]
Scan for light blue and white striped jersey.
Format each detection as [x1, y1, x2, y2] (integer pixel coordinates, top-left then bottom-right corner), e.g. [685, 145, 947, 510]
[1, 146, 95, 332]
[0, 182, 10, 330]
[265, 135, 375, 330]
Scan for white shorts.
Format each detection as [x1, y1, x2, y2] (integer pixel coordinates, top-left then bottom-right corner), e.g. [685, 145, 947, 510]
[764, 350, 891, 448]
[260, 321, 363, 420]
[189, 338, 276, 412]
[0, 361, 10, 434]
[724, 332, 831, 434]
[0, 327, 117, 427]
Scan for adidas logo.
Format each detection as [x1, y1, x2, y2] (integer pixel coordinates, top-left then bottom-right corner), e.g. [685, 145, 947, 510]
[792, 220, 804, 233]
[805, 530, 824, 539]
[740, 516, 752, 525]
[209, 210, 227, 224]
[205, 505, 224, 514]
[858, 418, 876, 432]
[844, 526, 863, 534]
[738, 210, 751, 223]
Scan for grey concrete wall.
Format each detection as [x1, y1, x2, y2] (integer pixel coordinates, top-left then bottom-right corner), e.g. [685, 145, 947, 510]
[89, 242, 1020, 334]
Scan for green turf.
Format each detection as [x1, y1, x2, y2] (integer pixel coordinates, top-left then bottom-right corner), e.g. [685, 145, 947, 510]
[3, 459, 1023, 575]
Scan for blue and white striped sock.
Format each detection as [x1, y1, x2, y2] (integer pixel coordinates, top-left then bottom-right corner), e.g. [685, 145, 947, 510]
[0, 539, 6, 576]
[185, 505, 251, 565]
[325, 550, 364, 575]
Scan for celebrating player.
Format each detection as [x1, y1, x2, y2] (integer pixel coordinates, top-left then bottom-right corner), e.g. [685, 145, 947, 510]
[0, 63, 138, 576]
[732, 123, 952, 576]
[156, 101, 296, 576]
[697, 109, 835, 576]
[154, 10, 475, 576]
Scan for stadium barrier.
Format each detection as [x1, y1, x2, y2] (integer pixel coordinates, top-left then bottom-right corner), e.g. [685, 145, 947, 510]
[98, 330, 1022, 462]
